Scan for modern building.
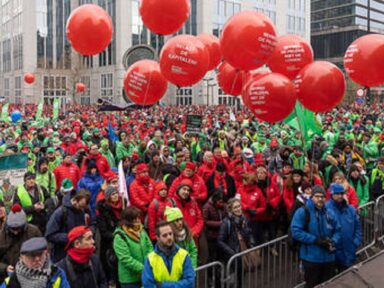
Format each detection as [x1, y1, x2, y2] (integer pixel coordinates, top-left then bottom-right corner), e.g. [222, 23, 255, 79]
[0, 0, 310, 106]
[311, 0, 384, 100]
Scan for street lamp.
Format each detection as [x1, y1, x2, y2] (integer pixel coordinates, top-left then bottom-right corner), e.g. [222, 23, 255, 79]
[366, 0, 371, 105]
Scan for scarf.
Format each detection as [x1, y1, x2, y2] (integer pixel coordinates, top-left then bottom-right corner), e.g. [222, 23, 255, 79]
[176, 228, 187, 242]
[67, 247, 96, 264]
[123, 224, 143, 242]
[15, 258, 51, 288]
[108, 198, 123, 219]
[214, 172, 227, 195]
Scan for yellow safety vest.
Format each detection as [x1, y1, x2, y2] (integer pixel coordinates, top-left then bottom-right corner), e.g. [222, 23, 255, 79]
[17, 185, 45, 222]
[148, 248, 188, 283]
[5, 275, 61, 287]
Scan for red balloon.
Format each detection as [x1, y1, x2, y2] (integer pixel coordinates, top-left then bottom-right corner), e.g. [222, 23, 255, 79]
[220, 11, 277, 71]
[295, 61, 346, 113]
[197, 34, 221, 71]
[140, 0, 190, 35]
[24, 73, 35, 84]
[241, 71, 270, 107]
[344, 34, 384, 87]
[124, 60, 168, 105]
[76, 83, 86, 93]
[243, 73, 296, 123]
[268, 35, 314, 80]
[217, 62, 247, 96]
[160, 35, 210, 87]
[66, 4, 113, 56]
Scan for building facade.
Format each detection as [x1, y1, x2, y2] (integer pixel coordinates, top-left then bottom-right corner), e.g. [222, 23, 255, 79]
[0, 0, 310, 105]
[311, 0, 384, 100]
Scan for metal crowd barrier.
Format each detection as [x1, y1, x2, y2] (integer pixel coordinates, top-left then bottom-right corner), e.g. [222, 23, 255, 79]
[224, 235, 302, 288]
[195, 197, 384, 288]
[195, 261, 225, 288]
[357, 201, 376, 258]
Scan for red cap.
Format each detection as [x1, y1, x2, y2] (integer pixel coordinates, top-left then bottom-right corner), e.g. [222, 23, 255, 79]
[185, 162, 196, 171]
[178, 178, 193, 189]
[136, 163, 148, 174]
[106, 172, 118, 183]
[155, 181, 168, 194]
[254, 153, 265, 166]
[270, 138, 279, 147]
[65, 226, 91, 250]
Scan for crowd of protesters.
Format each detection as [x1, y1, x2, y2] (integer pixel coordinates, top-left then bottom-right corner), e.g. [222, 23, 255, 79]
[0, 103, 382, 287]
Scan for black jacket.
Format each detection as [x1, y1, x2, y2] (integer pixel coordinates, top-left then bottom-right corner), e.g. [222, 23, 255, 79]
[96, 200, 119, 245]
[217, 215, 255, 263]
[206, 172, 236, 201]
[57, 254, 107, 288]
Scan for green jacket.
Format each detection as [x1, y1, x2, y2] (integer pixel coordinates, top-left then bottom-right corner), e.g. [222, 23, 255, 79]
[115, 142, 135, 162]
[48, 157, 62, 173]
[177, 237, 197, 268]
[362, 141, 379, 161]
[348, 176, 369, 207]
[289, 154, 306, 170]
[100, 147, 116, 168]
[36, 171, 56, 197]
[113, 227, 153, 284]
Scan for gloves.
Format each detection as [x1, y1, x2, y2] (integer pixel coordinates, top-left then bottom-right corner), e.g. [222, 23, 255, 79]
[315, 237, 329, 249]
[246, 208, 257, 217]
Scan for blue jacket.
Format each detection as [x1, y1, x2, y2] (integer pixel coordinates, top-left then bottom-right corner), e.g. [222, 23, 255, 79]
[0, 264, 70, 288]
[325, 199, 361, 267]
[77, 173, 104, 220]
[141, 244, 195, 288]
[291, 199, 341, 264]
[45, 193, 90, 263]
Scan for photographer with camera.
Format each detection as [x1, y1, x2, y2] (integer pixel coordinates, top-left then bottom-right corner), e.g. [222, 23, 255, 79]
[325, 183, 361, 272]
[291, 185, 341, 288]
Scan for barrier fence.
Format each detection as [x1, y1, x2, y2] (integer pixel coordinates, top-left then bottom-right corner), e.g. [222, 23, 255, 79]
[196, 197, 384, 288]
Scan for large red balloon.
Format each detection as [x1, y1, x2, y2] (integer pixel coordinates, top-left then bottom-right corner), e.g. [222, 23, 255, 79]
[160, 35, 210, 87]
[243, 73, 296, 123]
[295, 61, 346, 113]
[220, 11, 277, 71]
[344, 34, 384, 87]
[66, 4, 113, 56]
[140, 0, 190, 35]
[241, 71, 270, 107]
[197, 34, 221, 71]
[217, 62, 246, 96]
[24, 73, 35, 84]
[76, 83, 86, 93]
[124, 60, 167, 106]
[268, 35, 314, 80]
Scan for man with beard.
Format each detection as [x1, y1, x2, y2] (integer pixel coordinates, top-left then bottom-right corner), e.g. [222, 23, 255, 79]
[142, 221, 195, 287]
[0, 204, 41, 283]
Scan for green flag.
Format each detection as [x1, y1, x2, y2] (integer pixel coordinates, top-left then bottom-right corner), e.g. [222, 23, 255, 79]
[36, 101, 44, 120]
[1, 103, 9, 122]
[283, 102, 322, 142]
[52, 98, 60, 120]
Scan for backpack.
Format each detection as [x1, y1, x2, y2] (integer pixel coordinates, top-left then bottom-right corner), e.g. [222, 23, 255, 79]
[287, 206, 310, 251]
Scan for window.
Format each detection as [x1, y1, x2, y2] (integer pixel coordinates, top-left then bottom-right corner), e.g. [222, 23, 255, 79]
[43, 75, 67, 100]
[98, 0, 116, 66]
[101, 73, 113, 100]
[13, 35, 23, 70]
[14, 76, 21, 103]
[2, 39, 11, 72]
[4, 78, 10, 99]
[79, 76, 91, 105]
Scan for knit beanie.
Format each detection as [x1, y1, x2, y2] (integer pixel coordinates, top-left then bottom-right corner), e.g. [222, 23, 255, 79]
[184, 162, 196, 171]
[301, 182, 312, 192]
[164, 207, 183, 223]
[105, 185, 118, 199]
[61, 178, 74, 194]
[312, 185, 326, 197]
[136, 163, 149, 174]
[155, 181, 168, 194]
[176, 178, 193, 192]
[6, 204, 27, 228]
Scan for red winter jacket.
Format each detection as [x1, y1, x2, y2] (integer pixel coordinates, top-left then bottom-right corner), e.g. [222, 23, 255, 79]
[197, 161, 216, 182]
[237, 184, 267, 221]
[326, 185, 359, 208]
[167, 194, 204, 238]
[283, 187, 295, 214]
[80, 153, 111, 179]
[256, 180, 281, 221]
[68, 140, 85, 156]
[147, 193, 168, 241]
[53, 162, 81, 191]
[129, 178, 156, 214]
[169, 173, 207, 204]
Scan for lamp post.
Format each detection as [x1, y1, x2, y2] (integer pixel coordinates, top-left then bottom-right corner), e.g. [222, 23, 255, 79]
[366, 0, 371, 106]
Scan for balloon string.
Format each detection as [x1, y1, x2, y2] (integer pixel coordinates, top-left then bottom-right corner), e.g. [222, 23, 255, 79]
[231, 71, 239, 95]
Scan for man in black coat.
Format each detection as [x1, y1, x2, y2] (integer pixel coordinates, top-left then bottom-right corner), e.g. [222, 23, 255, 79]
[206, 162, 236, 201]
[57, 226, 107, 288]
